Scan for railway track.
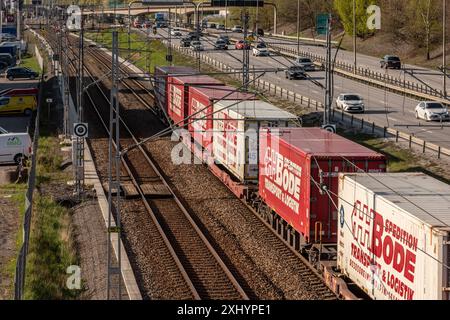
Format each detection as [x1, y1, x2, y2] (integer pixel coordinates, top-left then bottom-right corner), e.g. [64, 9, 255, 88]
[39, 27, 337, 300]
[47, 30, 249, 300]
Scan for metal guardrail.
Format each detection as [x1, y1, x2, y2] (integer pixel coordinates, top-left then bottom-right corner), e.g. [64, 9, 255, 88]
[169, 41, 450, 160]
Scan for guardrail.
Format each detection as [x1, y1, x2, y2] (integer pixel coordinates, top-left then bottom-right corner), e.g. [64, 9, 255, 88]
[168, 41, 450, 160]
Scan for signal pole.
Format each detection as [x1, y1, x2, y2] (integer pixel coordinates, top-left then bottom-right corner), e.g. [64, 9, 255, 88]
[324, 14, 333, 125]
[443, 0, 447, 99]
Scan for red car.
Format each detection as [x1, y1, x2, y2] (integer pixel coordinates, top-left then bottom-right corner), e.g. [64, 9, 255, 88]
[235, 40, 250, 50]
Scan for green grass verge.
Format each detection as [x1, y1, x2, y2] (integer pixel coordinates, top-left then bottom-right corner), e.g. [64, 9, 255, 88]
[0, 183, 27, 299]
[19, 53, 41, 73]
[23, 136, 82, 299]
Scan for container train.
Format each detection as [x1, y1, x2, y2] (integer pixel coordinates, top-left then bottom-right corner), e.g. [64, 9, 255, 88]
[152, 66, 450, 300]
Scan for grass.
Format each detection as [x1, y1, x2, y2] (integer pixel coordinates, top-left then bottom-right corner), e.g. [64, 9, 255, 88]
[24, 194, 81, 300]
[19, 53, 41, 73]
[0, 183, 27, 299]
[340, 130, 450, 184]
[22, 135, 82, 299]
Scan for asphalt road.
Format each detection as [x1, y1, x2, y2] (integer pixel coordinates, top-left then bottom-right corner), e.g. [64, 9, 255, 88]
[140, 28, 450, 150]
[202, 29, 450, 97]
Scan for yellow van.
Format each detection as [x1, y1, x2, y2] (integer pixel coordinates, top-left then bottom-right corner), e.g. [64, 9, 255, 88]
[0, 95, 37, 116]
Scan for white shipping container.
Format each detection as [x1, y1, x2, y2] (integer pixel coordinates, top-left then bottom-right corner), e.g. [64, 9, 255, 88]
[212, 100, 298, 182]
[337, 173, 450, 300]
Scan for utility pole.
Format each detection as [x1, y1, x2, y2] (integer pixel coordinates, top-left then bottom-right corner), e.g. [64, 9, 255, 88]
[444, 0, 447, 99]
[324, 14, 333, 125]
[75, 6, 85, 198]
[353, 0, 357, 73]
[243, 10, 250, 91]
[107, 30, 122, 301]
[296, 0, 300, 57]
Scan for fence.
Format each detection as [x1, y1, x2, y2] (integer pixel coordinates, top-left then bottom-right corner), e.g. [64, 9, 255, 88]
[168, 41, 450, 160]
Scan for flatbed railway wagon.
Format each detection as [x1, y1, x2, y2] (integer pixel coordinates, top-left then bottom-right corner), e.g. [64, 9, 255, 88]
[257, 128, 387, 253]
[167, 75, 223, 128]
[211, 100, 299, 198]
[337, 172, 450, 300]
[188, 85, 257, 158]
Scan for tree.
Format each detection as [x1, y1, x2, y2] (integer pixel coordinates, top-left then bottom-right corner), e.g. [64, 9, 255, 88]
[334, 0, 378, 38]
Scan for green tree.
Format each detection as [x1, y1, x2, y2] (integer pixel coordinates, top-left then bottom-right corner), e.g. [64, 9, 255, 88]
[334, 0, 378, 38]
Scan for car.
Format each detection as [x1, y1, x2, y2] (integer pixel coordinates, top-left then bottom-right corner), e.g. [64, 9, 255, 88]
[217, 35, 230, 44]
[235, 40, 251, 50]
[415, 101, 449, 122]
[335, 94, 365, 113]
[252, 42, 269, 56]
[231, 25, 242, 33]
[294, 57, 316, 71]
[285, 66, 306, 80]
[380, 55, 401, 69]
[171, 28, 182, 36]
[209, 23, 217, 29]
[143, 21, 152, 28]
[190, 41, 204, 51]
[214, 39, 228, 50]
[6, 67, 39, 81]
[180, 37, 192, 47]
[0, 126, 32, 164]
[0, 95, 37, 116]
[216, 24, 225, 30]
[133, 21, 142, 28]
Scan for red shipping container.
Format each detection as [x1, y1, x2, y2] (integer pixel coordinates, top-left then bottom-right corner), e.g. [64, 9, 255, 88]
[188, 85, 257, 152]
[259, 128, 387, 243]
[154, 66, 194, 116]
[167, 75, 223, 127]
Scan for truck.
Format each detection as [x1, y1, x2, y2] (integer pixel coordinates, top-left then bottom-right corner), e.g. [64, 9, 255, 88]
[154, 12, 168, 28]
[337, 172, 450, 300]
[0, 126, 32, 164]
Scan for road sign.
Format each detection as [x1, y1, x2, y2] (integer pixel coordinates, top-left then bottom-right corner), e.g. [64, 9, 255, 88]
[322, 124, 336, 133]
[46, 98, 53, 104]
[316, 14, 329, 35]
[73, 123, 88, 138]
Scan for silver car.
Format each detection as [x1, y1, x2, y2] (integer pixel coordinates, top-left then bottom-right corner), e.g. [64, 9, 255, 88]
[336, 94, 365, 113]
[190, 41, 204, 51]
[295, 57, 316, 71]
[415, 101, 449, 121]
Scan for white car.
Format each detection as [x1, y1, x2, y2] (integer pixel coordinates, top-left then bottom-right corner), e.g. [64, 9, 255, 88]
[415, 101, 449, 121]
[252, 43, 269, 56]
[190, 41, 204, 51]
[336, 94, 365, 113]
[231, 25, 242, 33]
[170, 28, 182, 36]
[0, 126, 32, 164]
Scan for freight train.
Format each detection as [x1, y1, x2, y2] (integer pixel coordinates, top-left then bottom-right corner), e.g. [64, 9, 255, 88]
[152, 66, 450, 300]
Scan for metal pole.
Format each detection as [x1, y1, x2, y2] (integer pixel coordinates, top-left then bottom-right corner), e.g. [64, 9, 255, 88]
[243, 10, 250, 91]
[324, 14, 332, 125]
[353, 0, 357, 73]
[225, 0, 227, 31]
[1, 0, 3, 40]
[16, 0, 20, 41]
[255, 0, 259, 37]
[444, 0, 447, 98]
[107, 30, 122, 300]
[296, 0, 300, 57]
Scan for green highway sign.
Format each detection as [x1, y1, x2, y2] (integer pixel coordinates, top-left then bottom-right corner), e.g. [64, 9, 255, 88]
[316, 14, 329, 35]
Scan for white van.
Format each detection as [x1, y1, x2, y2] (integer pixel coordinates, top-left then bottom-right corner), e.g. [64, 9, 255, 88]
[0, 126, 32, 164]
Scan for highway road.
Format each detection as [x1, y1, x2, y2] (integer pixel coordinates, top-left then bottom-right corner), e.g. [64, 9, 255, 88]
[139, 28, 450, 150]
[204, 29, 450, 98]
